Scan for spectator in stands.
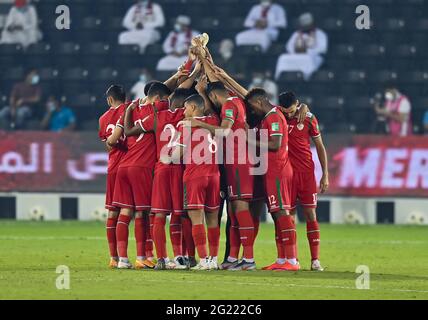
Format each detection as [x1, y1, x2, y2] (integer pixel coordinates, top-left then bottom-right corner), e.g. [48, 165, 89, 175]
[375, 86, 412, 136]
[248, 71, 278, 104]
[118, 0, 165, 53]
[423, 110, 428, 135]
[40, 96, 76, 132]
[275, 13, 328, 80]
[0, 0, 42, 49]
[130, 68, 153, 99]
[236, 0, 286, 53]
[156, 15, 199, 71]
[0, 69, 42, 130]
[215, 39, 246, 80]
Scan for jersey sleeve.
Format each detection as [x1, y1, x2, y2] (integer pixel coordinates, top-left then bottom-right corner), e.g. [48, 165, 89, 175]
[308, 115, 321, 138]
[140, 113, 155, 132]
[265, 113, 285, 138]
[98, 118, 106, 141]
[116, 115, 125, 129]
[221, 101, 238, 124]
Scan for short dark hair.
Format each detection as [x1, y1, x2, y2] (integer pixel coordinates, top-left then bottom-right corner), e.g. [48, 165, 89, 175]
[147, 82, 172, 98]
[106, 85, 126, 102]
[144, 80, 162, 96]
[184, 94, 205, 109]
[206, 81, 226, 96]
[170, 88, 193, 108]
[279, 91, 297, 108]
[245, 87, 267, 103]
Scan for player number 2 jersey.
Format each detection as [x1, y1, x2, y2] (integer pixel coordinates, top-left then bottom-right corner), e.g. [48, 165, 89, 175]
[141, 108, 185, 169]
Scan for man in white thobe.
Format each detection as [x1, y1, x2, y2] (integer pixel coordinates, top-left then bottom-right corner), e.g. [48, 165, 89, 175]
[275, 13, 328, 80]
[118, 0, 165, 53]
[248, 71, 278, 104]
[0, 0, 42, 49]
[235, 0, 287, 53]
[156, 15, 199, 71]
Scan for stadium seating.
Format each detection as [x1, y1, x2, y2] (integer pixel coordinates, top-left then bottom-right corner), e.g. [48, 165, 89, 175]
[0, 0, 427, 132]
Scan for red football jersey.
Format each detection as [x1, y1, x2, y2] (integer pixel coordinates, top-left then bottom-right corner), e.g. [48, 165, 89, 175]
[258, 107, 290, 173]
[98, 103, 128, 172]
[141, 108, 185, 169]
[179, 114, 220, 180]
[116, 101, 165, 169]
[286, 112, 321, 173]
[220, 96, 249, 165]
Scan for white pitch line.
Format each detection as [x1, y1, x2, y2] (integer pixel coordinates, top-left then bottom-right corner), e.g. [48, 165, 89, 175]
[69, 277, 428, 295]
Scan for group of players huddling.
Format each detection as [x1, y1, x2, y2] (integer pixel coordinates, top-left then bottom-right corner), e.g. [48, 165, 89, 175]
[99, 34, 329, 272]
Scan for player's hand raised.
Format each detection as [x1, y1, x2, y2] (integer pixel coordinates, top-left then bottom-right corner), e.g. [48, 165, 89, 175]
[320, 174, 329, 193]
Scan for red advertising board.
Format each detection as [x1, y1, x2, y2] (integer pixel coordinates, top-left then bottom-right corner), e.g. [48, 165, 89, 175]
[0, 132, 427, 197]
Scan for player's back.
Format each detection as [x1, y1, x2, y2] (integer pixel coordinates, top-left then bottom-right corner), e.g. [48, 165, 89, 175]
[119, 104, 157, 169]
[181, 114, 220, 181]
[286, 112, 320, 172]
[98, 103, 128, 172]
[221, 96, 249, 165]
[259, 106, 289, 173]
[156, 108, 185, 166]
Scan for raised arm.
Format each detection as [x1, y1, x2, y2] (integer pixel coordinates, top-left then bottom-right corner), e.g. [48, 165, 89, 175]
[210, 64, 248, 99]
[124, 101, 144, 137]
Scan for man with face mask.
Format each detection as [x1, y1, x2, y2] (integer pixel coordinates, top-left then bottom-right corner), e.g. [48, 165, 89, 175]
[275, 12, 328, 80]
[118, 0, 165, 53]
[0, 0, 42, 49]
[0, 69, 42, 130]
[235, 0, 287, 53]
[156, 15, 199, 71]
[375, 87, 412, 136]
[40, 96, 76, 132]
[130, 69, 153, 99]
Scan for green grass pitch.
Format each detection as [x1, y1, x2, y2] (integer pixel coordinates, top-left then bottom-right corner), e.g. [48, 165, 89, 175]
[0, 221, 427, 300]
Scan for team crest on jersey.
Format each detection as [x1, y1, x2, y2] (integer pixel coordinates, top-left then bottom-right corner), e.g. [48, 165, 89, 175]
[272, 123, 279, 131]
[225, 109, 234, 118]
[297, 123, 304, 130]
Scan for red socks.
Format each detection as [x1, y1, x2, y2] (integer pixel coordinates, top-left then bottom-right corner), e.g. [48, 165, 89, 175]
[207, 227, 220, 258]
[274, 219, 285, 259]
[181, 216, 195, 257]
[236, 210, 255, 260]
[145, 214, 154, 257]
[134, 217, 146, 258]
[253, 216, 260, 242]
[307, 220, 320, 261]
[169, 214, 182, 257]
[116, 214, 132, 258]
[153, 215, 168, 259]
[228, 209, 241, 259]
[192, 224, 208, 259]
[106, 217, 118, 258]
[277, 215, 297, 259]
